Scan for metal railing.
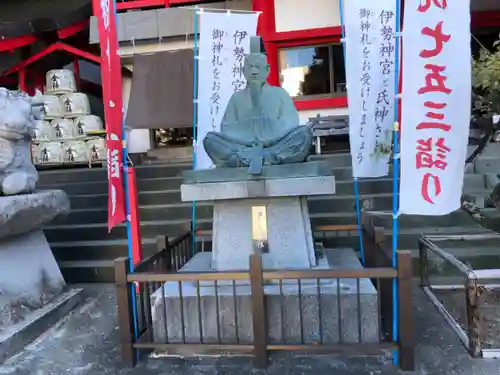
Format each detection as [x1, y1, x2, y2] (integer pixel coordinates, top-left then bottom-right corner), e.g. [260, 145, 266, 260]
[114, 219, 414, 371]
[419, 234, 500, 359]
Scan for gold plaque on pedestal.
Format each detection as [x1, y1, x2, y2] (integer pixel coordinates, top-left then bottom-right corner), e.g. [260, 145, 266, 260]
[251, 205, 269, 254]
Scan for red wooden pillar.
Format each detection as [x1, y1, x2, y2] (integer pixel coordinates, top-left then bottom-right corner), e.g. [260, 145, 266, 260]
[18, 69, 27, 92]
[18, 45, 31, 93]
[73, 57, 80, 90]
[252, 0, 279, 86]
[35, 71, 45, 93]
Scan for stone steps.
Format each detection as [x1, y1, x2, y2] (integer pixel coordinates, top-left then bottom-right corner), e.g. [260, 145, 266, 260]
[51, 226, 498, 263]
[50, 238, 159, 262]
[52, 229, 500, 283]
[37, 148, 500, 284]
[51, 175, 403, 207]
[55, 193, 394, 225]
[45, 208, 496, 244]
[41, 172, 486, 199]
[57, 260, 116, 283]
[37, 163, 192, 185]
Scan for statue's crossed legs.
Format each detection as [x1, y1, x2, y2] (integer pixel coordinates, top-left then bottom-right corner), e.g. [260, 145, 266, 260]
[203, 125, 313, 169]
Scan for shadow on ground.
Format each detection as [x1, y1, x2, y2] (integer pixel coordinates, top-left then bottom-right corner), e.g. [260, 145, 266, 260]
[0, 283, 499, 375]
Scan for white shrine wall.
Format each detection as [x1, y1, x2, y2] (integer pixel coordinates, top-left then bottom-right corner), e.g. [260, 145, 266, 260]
[93, 0, 500, 155]
[273, 0, 341, 33]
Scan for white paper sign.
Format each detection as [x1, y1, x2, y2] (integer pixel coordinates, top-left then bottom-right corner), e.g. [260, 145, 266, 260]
[195, 11, 259, 170]
[400, 0, 471, 215]
[343, 0, 397, 178]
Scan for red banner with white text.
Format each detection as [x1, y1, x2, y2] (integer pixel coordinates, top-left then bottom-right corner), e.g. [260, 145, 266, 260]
[400, 0, 471, 215]
[93, 0, 126, 230]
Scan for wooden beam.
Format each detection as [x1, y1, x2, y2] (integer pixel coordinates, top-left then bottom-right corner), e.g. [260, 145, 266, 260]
[116, 0, 167, 10]
[1, 42, 101, 77]
[57, 19, 90, 39]
[0, 34, 37, 53]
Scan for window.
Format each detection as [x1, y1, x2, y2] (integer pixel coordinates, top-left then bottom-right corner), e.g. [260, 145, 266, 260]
[153, 128, 193, 148]
[278, 43, 346, 99]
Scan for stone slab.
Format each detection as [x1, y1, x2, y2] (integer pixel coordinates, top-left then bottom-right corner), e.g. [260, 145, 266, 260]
[469, 143, 500, 159]
[0, 190, 70, 240]
[181, 175, 335, 202]
[486, 173, 500, 189]
[0, 288, 82, 363]
[181, 252, 334, 286]
[151, 248, 379, 345]
[183, 161, 333, 185]
[0, 229, 65, 303]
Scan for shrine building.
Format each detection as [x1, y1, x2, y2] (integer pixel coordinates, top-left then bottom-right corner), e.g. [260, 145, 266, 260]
[0, 0, 498, 162]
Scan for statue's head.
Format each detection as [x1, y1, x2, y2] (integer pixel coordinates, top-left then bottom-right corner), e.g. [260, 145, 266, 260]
[0, 88, 37, 140]
[243, 54, 269, 85]
[243, 36, 269, 85]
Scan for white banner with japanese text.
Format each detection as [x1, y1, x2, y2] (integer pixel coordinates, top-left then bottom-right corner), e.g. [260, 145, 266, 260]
[343, 0, 397, 178]
[400, 0, 471, 215]
[196, 11, 259, 170]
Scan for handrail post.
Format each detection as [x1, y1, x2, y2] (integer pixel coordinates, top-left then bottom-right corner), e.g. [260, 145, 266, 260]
[114, 257, 137, 366]
[249, 254, 267, 369]
[465, 277, 482, 357]
[418, 239, 430, 288]
[361, 214, 375, 268]
[397, 251, 414, 371]
[156, 235, 167, 272]
[373, 227, 388, 266]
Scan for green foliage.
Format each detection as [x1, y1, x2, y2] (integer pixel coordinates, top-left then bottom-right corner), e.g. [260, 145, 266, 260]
[472, 37, 500, 115]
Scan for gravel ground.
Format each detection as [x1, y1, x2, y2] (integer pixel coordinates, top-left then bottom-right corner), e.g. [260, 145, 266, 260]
[1, 283, 500, 375]
[434, 288, 500, 349]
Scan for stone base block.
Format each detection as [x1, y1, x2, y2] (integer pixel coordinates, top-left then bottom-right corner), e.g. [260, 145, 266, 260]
[0, 288, 82, 363]
[0, 230, 65, 306]
[182, 161, 333, 185]
[180, 252, 336, 287]
[0, 229, 71, 361]
[212, 196, 316, 270]
[181, 173, 336, 202]
[151, 249, 379, 346]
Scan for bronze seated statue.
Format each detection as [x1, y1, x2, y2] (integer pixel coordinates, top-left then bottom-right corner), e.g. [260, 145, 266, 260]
[203, 36, 313, 175]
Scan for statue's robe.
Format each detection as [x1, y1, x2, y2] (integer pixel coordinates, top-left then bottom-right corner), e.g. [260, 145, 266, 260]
[204, 84, 312, 168]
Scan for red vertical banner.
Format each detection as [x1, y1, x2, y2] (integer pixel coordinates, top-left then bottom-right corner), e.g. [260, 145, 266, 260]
[93, 0, 126, 231]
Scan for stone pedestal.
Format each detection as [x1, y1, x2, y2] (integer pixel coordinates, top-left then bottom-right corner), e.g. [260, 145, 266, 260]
[0, 190, 70, 304]
[180, 162, 335, 271]
[0, 189, 70, 308]
[151, 249, 379, 344]
[0, 190, 82, 362]
[151, 162, 379, 348]
[210, 196, 315, 270]
[0, 230, 65, 302]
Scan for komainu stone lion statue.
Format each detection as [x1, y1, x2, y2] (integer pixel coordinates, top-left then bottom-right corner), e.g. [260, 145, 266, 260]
[0, 88, 41, 196]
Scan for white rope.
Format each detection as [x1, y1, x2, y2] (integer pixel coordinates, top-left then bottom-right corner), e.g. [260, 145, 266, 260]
[471, 33, 490, 54]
